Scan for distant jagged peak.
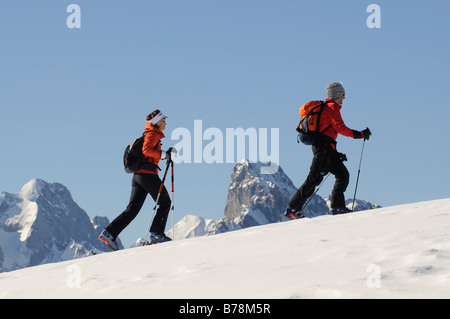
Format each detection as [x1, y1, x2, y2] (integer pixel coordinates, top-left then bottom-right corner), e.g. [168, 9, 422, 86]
[235, 159, 280, 177]
[230, 159, 296, 195]
[0, 179, 115, 273]
[18, 178, 70, 202]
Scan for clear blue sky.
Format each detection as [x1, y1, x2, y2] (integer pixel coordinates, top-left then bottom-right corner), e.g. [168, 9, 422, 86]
[1, 1, 449, 247]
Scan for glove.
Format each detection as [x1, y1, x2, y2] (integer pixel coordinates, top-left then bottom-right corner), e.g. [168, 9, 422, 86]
[353, 127, 372, 140]
[362, 127, 372, 140]
[337, 152, 347, 162]
[166, 147, 178, 162]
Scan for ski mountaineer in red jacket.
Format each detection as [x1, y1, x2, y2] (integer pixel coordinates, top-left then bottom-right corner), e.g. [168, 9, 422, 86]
[285, 82, 371, 219]
[99, 110, 178, 251]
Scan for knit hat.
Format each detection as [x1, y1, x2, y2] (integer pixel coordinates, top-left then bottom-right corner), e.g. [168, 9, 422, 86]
[325, 82, 345, 100]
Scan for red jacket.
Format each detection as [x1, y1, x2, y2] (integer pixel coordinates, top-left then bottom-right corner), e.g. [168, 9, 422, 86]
[135, 121, 165, 174]
[319, 98, 354, 143]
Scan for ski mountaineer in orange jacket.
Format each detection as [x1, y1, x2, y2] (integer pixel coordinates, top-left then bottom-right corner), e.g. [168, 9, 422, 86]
[99, 110, 178, 251]
[285, 82, 371, 219]
[135, 119, 166, 174]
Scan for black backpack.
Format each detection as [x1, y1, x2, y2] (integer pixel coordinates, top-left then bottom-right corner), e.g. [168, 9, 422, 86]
[123, 132, 160, 173]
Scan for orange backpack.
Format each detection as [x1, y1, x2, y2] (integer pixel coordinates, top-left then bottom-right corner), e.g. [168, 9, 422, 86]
[296, 100, 332, 145]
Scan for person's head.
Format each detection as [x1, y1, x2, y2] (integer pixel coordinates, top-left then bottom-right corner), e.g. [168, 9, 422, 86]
[326, 82, 345, 104]
[147, 109, 167, 131]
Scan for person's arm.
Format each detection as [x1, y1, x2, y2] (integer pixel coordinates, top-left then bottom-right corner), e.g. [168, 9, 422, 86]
[142, 132, 162, 159]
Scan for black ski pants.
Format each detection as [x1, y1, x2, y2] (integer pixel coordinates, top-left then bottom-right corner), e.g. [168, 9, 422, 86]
[106, 173, 171, 238]
[289, 143, 350, 212]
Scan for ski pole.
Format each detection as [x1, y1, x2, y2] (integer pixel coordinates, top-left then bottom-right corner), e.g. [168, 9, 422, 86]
[170, 160, 175, 240]
[142, 160, 171, 245]
[352, 140, 366, 211]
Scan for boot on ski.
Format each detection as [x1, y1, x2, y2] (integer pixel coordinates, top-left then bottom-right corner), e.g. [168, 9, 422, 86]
[145, 232, 172, 245]
[284, 207, 305, 220]
[330, 207, 352, 215]
[98, 229, 119, 251]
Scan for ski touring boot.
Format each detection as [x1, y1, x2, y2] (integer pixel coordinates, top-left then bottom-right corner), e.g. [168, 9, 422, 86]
[143, 232, 172, 246]
[330, 207, 353, 215]
[284, 207, 305, 220]
[98, 229, 119, 251]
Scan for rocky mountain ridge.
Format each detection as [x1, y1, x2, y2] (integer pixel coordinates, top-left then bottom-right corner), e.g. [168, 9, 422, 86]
[0, 179, 121, 273]
[170, 160, 380, 239]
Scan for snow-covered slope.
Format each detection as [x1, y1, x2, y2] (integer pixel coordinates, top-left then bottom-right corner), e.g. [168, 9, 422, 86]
[1, 198, 449, 299]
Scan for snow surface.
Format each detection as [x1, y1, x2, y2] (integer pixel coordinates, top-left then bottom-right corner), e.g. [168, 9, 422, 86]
[0, 198, 449, 299]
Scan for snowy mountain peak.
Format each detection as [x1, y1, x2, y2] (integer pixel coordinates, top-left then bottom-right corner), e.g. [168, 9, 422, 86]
[18, 178, 47, 201]
[223, 160, 330, 223]
[208, 160, 298, 234]
[18, 178, 71, 203]
[166, 215, 215, 240]
[230, 160, 296, 196]
[0, 179, 118, 273]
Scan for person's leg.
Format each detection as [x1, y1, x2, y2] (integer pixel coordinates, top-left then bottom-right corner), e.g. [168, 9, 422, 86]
[288, 145, 331, 211]
[106, 175, 148, 238]
[329, 152, 350, 209]
[137, 174, 172, 234]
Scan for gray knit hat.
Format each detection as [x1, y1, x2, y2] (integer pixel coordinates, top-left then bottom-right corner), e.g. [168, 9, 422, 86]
[326, 82, 345, 100]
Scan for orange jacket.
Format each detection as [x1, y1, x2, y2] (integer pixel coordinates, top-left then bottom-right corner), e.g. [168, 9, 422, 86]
[135, 121, 165, 174]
